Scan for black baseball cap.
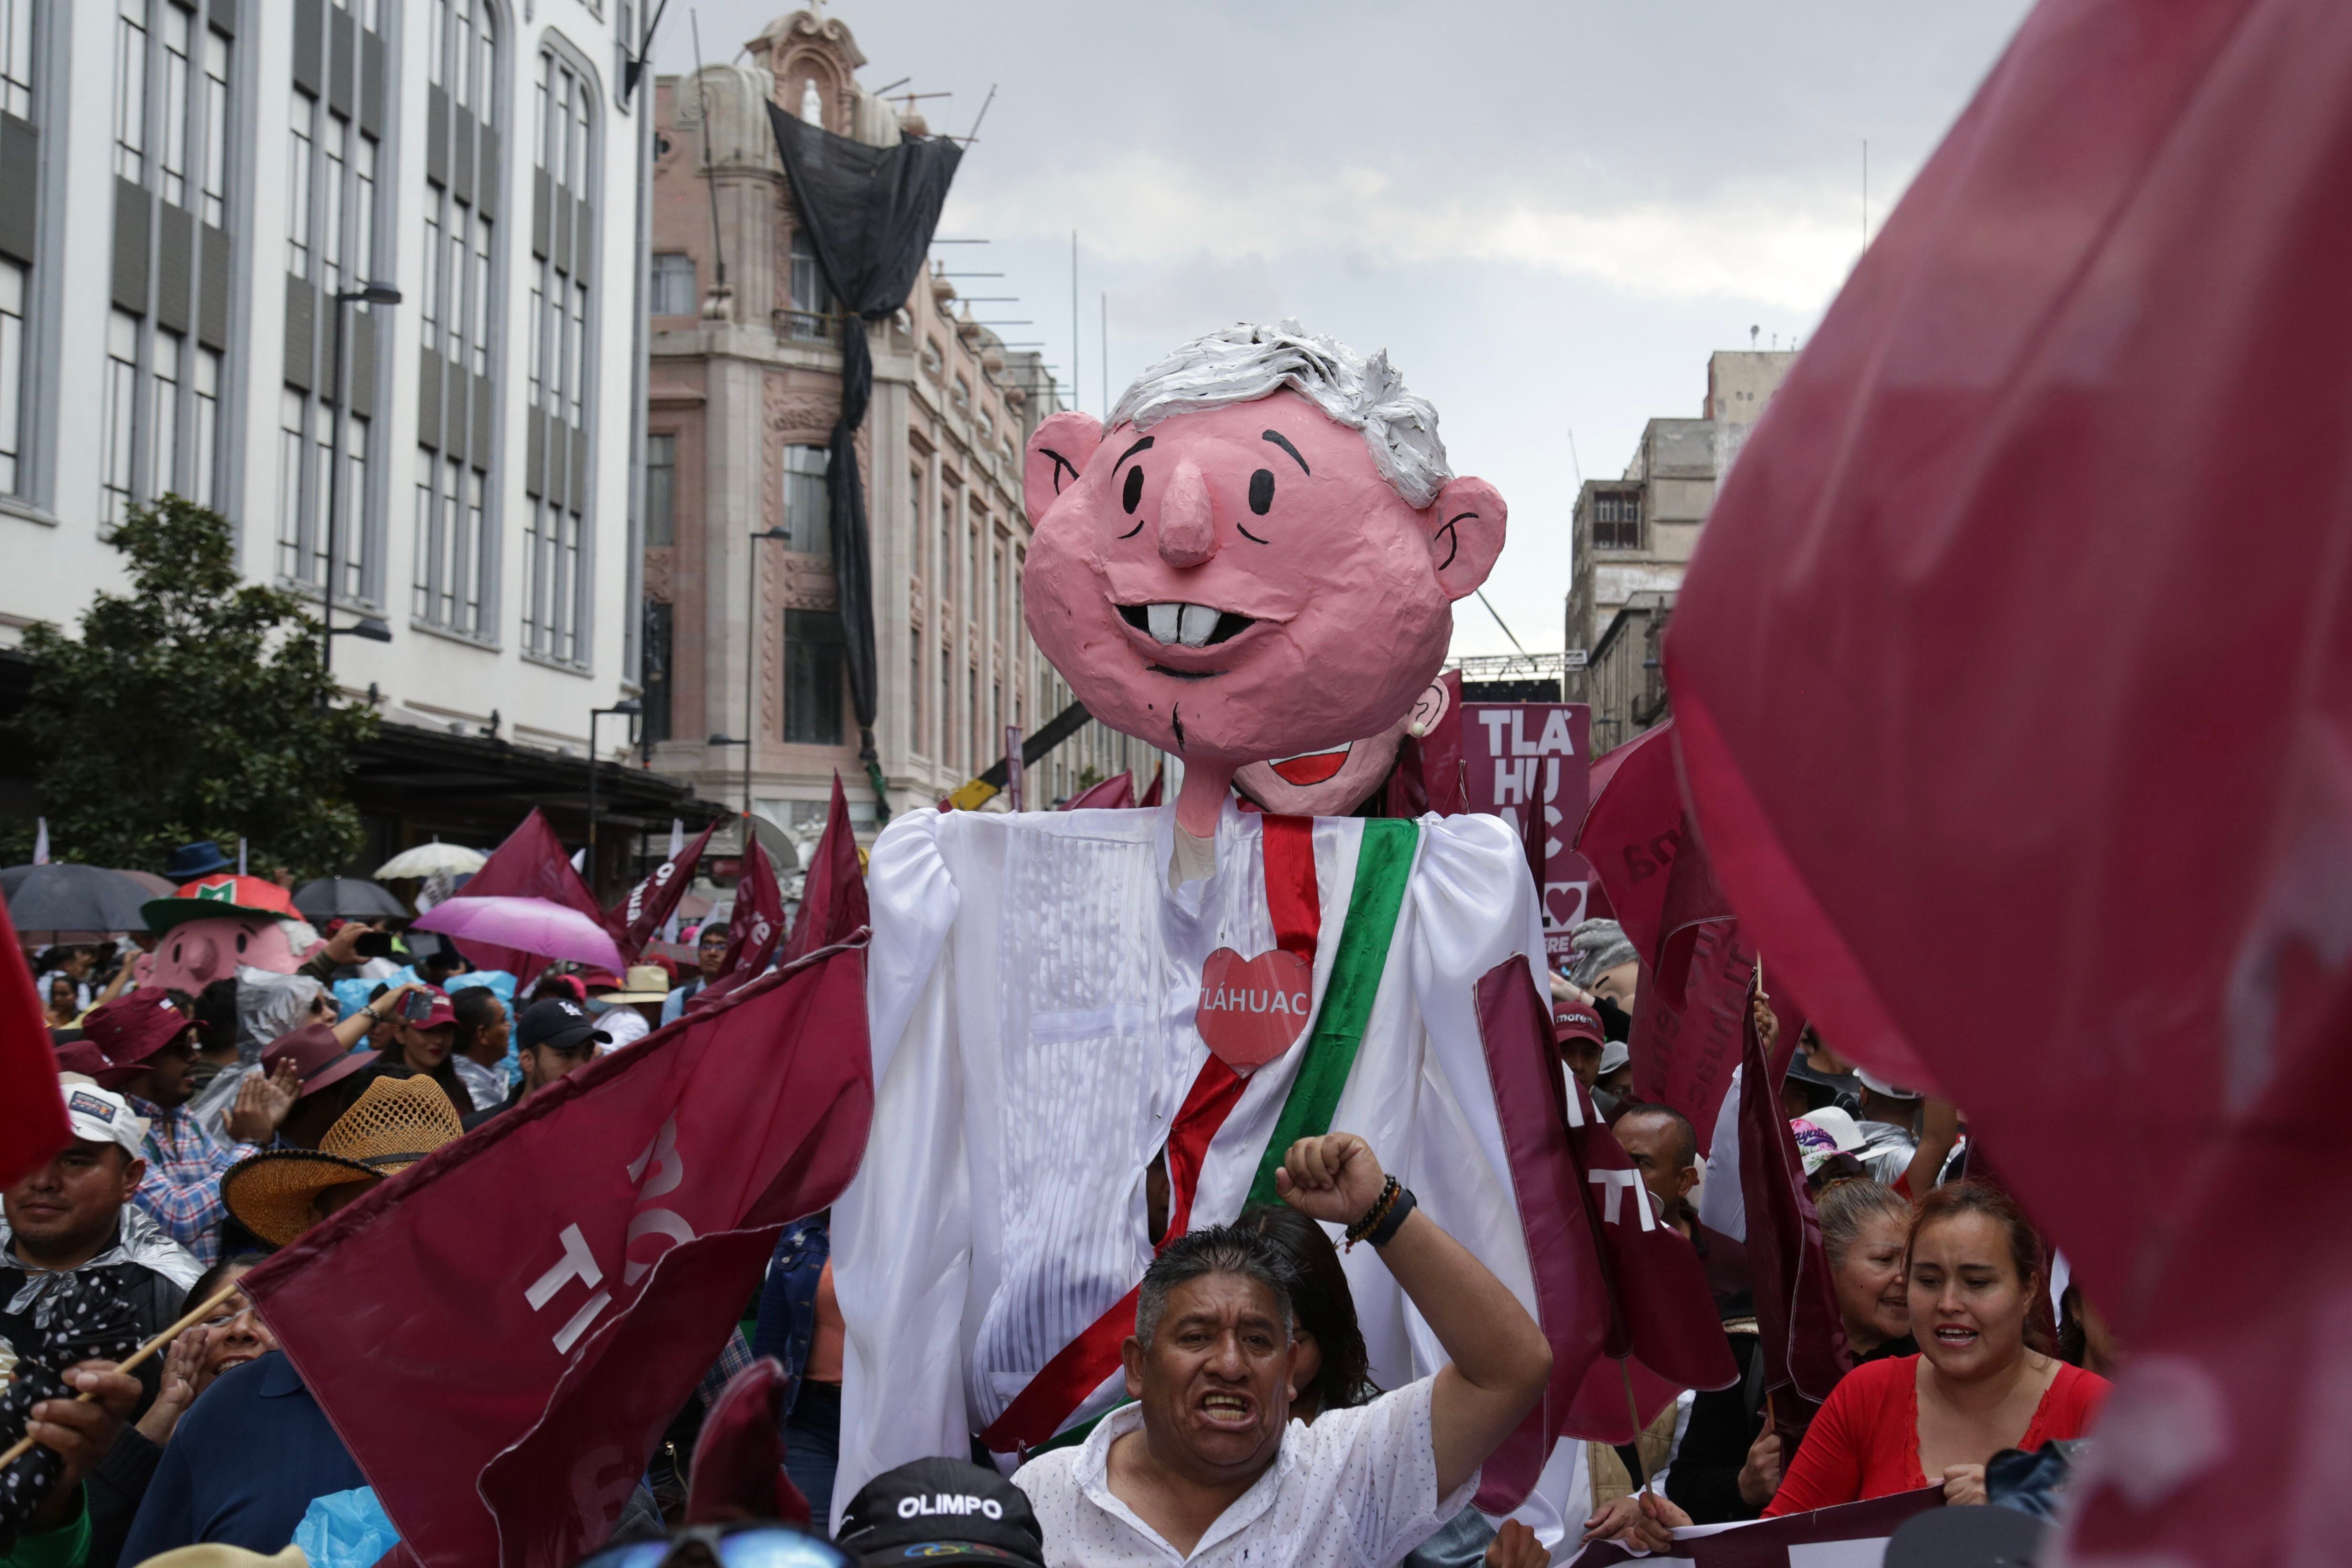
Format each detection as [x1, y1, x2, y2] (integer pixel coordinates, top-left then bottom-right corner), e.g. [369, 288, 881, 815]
[515, 996, 612, 1056]
[834, 1458, 1045, 1568]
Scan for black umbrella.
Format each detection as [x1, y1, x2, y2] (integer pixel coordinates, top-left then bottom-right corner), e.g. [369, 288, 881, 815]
[292, 877, 409, 922]
[2, 863, 154, 936]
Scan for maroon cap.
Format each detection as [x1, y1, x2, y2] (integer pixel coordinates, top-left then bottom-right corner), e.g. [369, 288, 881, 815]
[54, 1039, 109, 1078]
[1553, 994, 1605, 1047]
[409, 985, 459, 1031]
[262, 1024, 381, 1100]
[82, 988, 195, 1076]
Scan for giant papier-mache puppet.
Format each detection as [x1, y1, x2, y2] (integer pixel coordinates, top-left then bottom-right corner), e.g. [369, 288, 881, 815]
[834, 322, 1572, 1523]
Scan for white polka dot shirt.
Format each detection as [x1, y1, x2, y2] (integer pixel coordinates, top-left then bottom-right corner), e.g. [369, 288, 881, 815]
[1012, 1376, 1476, 1568]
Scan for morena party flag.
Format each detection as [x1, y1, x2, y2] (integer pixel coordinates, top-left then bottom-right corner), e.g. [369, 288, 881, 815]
[241, 937, 873, 1568]
[694, 835, 787, 1011]
[448, 809, 605, 986]
[1475, 961, 1732, 1494]
[1663, 0, 2352, 1561]
[606, 820, 718, 963]
[780, 773, 868, 965]
[0, 893, 72, 1187]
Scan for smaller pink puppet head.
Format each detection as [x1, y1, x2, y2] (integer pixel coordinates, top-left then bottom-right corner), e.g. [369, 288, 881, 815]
[1233, 675, 1452, 817]
[141, 875, 317, 991]
[1020, 323, 1503, 826]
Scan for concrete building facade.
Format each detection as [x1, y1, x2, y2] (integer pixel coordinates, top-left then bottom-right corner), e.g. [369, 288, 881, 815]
[642, 10, 1164, 851]
[0, 0, 690, 867]
[1566, 348, 1795, 750]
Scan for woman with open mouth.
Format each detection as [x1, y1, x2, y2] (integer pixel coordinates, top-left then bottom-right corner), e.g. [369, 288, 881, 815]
[1759, 1180, 2111, 1513]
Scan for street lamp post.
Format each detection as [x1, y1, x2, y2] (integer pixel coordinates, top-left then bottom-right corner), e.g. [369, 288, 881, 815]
[321, 283, 403, 682]
[586, 698, 642, 895]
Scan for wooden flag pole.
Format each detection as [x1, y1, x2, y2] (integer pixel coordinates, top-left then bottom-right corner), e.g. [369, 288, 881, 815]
[0, 1280, 244, 1470]
[1619, 1357, 1651, 1496]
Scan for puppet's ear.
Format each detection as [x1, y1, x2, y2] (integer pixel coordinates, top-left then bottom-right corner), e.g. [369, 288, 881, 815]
[1023, 410, 1104, 528]
[1426, 476, 1507, 602]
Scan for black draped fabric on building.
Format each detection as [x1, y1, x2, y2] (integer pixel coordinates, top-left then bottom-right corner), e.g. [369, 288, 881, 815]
[767, 105, 964, 820]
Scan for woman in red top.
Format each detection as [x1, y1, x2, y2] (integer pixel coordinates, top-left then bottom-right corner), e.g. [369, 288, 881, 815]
[1763, 1180, 2110, 1513]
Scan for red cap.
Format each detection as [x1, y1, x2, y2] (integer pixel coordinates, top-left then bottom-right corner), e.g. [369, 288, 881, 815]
[261, 1024, 381, 1099]
[141, 874, 303, 935]
[82, 987, 196, 1080]
[1553, 994, 1605, 1047]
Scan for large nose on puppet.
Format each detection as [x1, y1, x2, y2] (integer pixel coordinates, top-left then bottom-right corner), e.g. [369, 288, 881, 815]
[1156, 459, 1217, 569]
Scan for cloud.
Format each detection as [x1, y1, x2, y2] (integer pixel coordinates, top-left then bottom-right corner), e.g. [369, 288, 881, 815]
[949, 149, 1874, 314]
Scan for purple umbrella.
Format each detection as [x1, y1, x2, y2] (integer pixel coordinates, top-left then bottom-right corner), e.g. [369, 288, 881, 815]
[409, 895, 624, 971]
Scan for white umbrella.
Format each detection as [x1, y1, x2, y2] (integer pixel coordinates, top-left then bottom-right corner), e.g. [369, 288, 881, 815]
[375, 841, 488, 880]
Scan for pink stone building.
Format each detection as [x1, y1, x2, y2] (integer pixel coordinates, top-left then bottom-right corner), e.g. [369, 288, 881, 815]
[643, 10, 1162, 850]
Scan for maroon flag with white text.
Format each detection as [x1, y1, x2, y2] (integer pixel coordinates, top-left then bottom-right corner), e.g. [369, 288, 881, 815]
[691, 837, 786, 1011]
[1661, 1, 2352, 1561]
[242, 938, 873, 1568]
[1475, 959, 1733, 1507]
[449, 810, 605, 985]
[606, 820, 718, 962]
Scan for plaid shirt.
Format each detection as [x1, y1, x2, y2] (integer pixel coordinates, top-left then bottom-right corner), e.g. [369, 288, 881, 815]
[126, 1093, 257, 1267]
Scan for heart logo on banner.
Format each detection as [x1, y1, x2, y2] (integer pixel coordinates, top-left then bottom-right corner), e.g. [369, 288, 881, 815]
[1196, 946, 1314, 1073]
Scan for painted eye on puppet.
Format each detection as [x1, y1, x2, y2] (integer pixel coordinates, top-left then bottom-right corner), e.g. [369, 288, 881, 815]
[1122, 465, 1145, 514]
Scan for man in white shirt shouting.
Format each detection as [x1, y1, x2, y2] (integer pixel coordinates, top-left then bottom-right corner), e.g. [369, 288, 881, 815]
[1014, 1133, 1552, 1568]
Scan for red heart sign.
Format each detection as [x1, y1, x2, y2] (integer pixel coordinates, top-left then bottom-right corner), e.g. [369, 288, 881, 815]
[1196, 946, 1315, 1073]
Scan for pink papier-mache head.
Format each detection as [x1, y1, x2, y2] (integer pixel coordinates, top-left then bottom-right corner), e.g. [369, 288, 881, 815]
[139, 874, 318, 992]
[1020, 322, 1504, 828]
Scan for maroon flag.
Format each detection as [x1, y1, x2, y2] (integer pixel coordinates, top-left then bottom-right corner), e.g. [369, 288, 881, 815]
[1061, 771, 1135, 810]
[1660, 1, 2352, 1560]
[781, 775, 867, 964]
[242, 939, 873, 1568]
[1575, 723, 1683, 963]
[1732, 977, 1849, 1446]
[449, 810, 604, 985]
[1137, 763, 1164, 808]
[1384, 669, 1469, 819]
[0, 895, 72, 1186]
[1567, 1486, 1943, 1568]
[605, 821, 718, 962]
[719, 837, 785, 977]
[685, 1361, 810, 1528]
[1626, 927, 1753, 1160]
[1475, 959, 1734, 1511]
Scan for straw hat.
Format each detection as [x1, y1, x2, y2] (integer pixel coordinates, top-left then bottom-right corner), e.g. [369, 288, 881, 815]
[220, 1075, 466, 1247]
[596, 963, 672, 1004]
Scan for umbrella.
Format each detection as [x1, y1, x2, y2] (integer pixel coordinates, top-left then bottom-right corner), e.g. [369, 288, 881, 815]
[293, 877, 410, 922]
[375, 842, 488, 880]
[1, 863, 155, 936]
[110, 869, 176, 897]
[409, 895, 624, 970]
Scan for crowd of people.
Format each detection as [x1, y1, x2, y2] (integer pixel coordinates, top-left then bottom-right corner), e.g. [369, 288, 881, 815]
[4, 830, 2109, 1568]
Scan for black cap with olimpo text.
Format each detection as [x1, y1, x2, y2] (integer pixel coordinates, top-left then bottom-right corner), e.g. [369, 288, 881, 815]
[834, 1457, 1045, 1568]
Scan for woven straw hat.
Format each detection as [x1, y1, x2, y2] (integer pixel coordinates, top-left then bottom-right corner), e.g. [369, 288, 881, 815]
[221, 1075, 465, 1247]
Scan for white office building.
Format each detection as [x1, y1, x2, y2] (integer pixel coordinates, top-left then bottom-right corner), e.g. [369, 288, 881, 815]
[0, 0, 689, 870]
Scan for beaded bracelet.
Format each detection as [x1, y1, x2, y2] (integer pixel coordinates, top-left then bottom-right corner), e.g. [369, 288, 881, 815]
[1345, 1174, 1402, 1251]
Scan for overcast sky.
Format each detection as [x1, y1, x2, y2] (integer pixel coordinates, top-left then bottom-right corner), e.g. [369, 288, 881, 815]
[655, 0, 2038, 659]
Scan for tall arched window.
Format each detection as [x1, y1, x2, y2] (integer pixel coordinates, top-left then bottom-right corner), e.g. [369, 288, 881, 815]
[521, 42, 598, 666]
[98, 0, 242, 526]
[411, 0, 502, 638]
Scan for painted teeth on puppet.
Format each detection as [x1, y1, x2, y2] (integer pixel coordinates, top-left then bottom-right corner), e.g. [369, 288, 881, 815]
[1147, 603, 1182, 643]
[1178, 604, 1220, 646]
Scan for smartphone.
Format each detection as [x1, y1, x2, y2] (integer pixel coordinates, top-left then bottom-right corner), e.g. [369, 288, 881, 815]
[355, 931, 398, 960]
[402, 989, 434, 1022]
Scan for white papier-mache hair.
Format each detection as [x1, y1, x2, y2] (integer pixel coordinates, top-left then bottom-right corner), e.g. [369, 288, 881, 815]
[1107, 319, 1452, 510]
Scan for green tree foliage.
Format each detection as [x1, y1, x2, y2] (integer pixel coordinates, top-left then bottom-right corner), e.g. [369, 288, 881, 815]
[13, 496, 378, 875]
